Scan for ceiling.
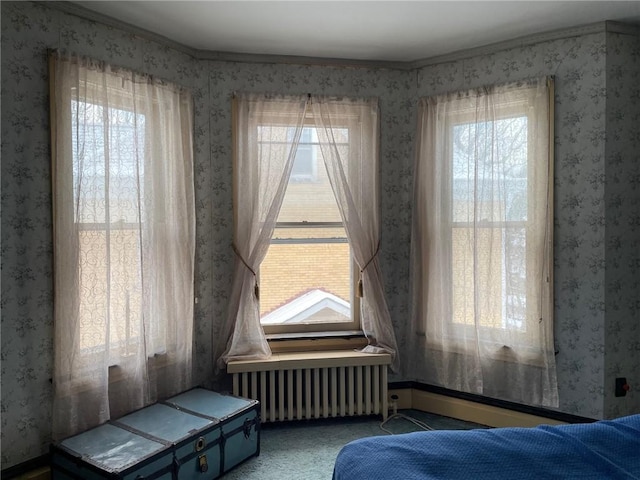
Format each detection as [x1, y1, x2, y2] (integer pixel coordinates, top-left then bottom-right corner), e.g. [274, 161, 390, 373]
[70, 1, 640, 63]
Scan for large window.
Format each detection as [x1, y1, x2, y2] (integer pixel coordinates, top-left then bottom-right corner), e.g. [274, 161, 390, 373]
[51, 52, 195, 439]
[72, 101, 150, 359]
[259, 125, 358, 334]
[220, 93, 397, 368]
[411, 78, 557, 407]
[450, 114, 530, 334]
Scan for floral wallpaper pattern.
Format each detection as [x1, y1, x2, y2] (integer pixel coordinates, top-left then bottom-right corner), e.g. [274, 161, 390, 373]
[415, 33, 613, 418]
[603, 31, 640, 419]
[1, 1, 637, 470]
[414, 29, 640, 419]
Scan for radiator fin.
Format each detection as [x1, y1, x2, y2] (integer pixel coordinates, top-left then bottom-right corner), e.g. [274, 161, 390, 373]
[232, 363, 388, 422]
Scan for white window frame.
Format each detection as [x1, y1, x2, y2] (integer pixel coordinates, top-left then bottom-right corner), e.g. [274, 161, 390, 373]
[257, 117, 361, 336]
[69, 88, 178, 365]
[443, 102, 543, 353]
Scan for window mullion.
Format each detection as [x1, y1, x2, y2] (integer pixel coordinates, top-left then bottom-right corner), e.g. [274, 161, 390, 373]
[276, 221, 343, 228]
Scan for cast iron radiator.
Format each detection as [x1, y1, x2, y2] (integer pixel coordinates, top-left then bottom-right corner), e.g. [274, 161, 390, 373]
[227, 351, 391, 423]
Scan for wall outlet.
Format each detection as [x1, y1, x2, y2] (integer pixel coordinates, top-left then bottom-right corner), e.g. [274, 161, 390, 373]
[389, 394, 399, 414]
[615, 377, 630, 397]
[388, 388, 412, 409]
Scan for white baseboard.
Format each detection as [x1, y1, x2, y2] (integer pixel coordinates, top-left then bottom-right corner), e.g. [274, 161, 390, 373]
[389, 388, 565, 428]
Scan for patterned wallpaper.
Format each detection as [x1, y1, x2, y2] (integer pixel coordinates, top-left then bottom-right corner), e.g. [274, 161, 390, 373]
[0, 2, 415, 469]
[1, 1, 637, 470]
[603, 31, 640, 419]
[414, 28, 639, 420]
[415, 33, 612, 418]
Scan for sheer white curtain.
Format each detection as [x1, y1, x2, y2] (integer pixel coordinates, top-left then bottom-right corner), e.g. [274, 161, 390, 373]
[312, 97, 398, 370]
[217, 93, 307, 366]
[50, 52, 195, 440]
[217, 94, 398, 370]
[410, 78, 558, 407]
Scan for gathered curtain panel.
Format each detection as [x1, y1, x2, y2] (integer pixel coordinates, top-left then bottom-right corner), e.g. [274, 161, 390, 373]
[410, 77, 558, 407]
[216, 93, 309, 366]
[217, 93, 398, 370]
[50, 51, 195, 440]
[311, 98, 399, 371]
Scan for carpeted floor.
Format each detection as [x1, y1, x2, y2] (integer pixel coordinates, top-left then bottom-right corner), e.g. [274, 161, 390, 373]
[222, 410, 487, 480]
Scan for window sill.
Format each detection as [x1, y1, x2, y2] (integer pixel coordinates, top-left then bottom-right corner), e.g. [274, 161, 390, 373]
[418, 335, 547, 368]
[227, 349, 391, 373]
[266, 330, 367, 353]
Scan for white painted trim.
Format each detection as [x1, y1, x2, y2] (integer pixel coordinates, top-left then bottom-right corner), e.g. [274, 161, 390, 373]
[193, 49, 410, 70]
[388, 387, 566, 428]
[411, 22, 607, 68]
[227, 350, 391, 373]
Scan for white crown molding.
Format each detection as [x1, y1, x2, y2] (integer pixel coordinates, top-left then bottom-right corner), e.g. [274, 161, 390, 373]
[192, 48, 410, 71]
[410, 22, 609, 69]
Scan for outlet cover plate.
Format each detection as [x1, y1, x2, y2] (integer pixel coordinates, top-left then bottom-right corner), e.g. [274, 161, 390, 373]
[615, 377, 628, 397]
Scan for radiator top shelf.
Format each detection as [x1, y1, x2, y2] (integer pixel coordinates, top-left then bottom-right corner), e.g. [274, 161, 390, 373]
[227, 350, 392, 373]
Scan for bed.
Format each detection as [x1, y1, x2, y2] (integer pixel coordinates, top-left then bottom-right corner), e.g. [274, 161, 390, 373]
[333, 414, 640, 479]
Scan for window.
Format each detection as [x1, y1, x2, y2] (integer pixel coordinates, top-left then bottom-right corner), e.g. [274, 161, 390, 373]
[422, 87, 552, 351]
[412, 79, 555, 352]
[51, 52, 195, 439]
[72, 101, 150, 359]
[221, 93, 397, 368]
[289, 127, 318, 182]
[410, 77, 557, 406]
[259, 124, 359, 334]
[450, 114, 530, 334]
[57, 66, 194, 364]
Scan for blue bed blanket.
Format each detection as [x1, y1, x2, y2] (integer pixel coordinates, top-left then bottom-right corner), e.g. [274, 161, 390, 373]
[333, 414, 640, 480]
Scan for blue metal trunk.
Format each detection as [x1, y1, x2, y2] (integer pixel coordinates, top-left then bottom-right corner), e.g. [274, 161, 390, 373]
[50, 388, 260, 479]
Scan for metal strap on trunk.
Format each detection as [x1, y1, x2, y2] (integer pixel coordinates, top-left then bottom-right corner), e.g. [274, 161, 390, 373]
[162, 394, 259, 424]
[219, 416, 259, 474]
[110, 420, 173, 447]
[174, 435, 221, 465]
[222, 417, 259, 440]
[51, 447, 176, 480]
[132, 454, 178, 480]
[160, 401, 220, 422]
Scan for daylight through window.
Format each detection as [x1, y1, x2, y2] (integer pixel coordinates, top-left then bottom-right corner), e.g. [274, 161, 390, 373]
[451, 115, 530, 333]
[259, 125, 357, 333]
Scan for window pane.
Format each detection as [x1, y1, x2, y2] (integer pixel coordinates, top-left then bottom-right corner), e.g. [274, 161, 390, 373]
[452, 116, 528, 223]
[290, 127, 315, 181]
[278, 127, 343, 223]
[452, 227, 504, 328]
[73, 99, 146, 356]
[451, 114, 529, 332]
[452, 222, 527, 331]
[73, 101, 146, 224]
[78, 228, 142, 356]
[260, 125, 352, 328]
[260, 234, 351, 325]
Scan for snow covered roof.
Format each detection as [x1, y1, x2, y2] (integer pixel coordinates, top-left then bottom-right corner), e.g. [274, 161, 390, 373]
[261, 289, 349, 325]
